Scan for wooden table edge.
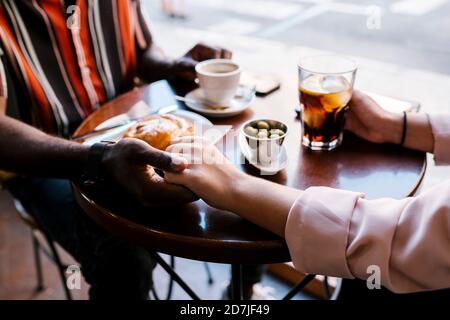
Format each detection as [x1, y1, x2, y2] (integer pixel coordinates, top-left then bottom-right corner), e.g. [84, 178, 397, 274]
[72, 184, 291, 264]
[407, 154, 427, 197]
[72, 151, 426, 265]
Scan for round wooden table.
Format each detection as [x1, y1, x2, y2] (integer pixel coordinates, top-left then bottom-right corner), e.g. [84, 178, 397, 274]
[72, 77, 426, 300]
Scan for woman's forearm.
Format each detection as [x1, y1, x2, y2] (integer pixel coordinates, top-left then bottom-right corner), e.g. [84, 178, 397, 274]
[228, 175, 301, 237]
[383, 112, 434, 153]
[285, 182, 450, 293]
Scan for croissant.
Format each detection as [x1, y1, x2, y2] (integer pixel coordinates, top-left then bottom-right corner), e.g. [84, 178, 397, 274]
[124, 114, 194, 150]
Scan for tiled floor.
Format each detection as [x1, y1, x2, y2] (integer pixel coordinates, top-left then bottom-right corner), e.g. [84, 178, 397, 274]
[0, 190, 88, 300]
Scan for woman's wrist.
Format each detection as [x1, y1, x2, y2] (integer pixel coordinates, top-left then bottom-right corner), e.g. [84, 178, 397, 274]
[381, 111, 404, 144]
[228, 172, 257, 211]
[227, 172, 303, 237]
[380, 111, 434, 152]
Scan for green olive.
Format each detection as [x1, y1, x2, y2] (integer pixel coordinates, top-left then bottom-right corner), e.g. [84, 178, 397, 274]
[256, 121, 270, 130]
[270, 129, 284, 136]
[257, 131, 268, 139]
[244, 126, 258, 137]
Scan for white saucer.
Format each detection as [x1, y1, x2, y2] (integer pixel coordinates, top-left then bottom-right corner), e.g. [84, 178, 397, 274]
[238, 132, 288, 174]
[184, 85, 255, 118]
[83, 109, 213, 146]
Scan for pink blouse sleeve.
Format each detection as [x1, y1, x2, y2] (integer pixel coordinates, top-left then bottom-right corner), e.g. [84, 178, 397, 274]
[429, 114, 450, 165]
[285, 182, 450, 293]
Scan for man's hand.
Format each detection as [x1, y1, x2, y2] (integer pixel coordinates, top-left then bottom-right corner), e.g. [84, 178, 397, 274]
[345, 90, 403, 144]
[185, 43, 232, 61]
[101, 138, 198, 206]
[173, 43, 232, 81]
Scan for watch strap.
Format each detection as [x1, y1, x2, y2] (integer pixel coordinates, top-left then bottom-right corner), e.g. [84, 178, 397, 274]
[81, 141, 114, 187]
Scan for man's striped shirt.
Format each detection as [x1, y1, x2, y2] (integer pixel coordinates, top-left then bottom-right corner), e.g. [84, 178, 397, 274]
[0, 0, 152, 137]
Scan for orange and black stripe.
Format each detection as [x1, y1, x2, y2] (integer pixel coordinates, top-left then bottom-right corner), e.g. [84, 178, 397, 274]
[0, 0, 152, 137]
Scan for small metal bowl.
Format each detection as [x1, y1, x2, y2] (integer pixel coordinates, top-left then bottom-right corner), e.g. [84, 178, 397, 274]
[240, 119, 289, 164]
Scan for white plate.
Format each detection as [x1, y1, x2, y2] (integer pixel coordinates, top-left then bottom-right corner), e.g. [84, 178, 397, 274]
[238, 132, 288, 174]
[184, 85, 255, 118]
[83, 109, 213, 146]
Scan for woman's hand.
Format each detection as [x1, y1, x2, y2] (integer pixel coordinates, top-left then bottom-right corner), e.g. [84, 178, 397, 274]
[164, 136, 246, 210]
[345, 90, 403, 144]
[165, 136, 301, 237]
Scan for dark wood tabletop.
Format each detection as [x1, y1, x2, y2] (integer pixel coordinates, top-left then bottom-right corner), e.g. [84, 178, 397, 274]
[72, 77, 426, 264]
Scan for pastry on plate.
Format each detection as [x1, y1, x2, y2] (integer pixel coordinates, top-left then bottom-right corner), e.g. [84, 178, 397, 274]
[124, 114, 194, 150]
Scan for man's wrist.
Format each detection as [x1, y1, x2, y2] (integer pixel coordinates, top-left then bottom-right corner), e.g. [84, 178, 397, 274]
[80, 142, 115, 186]
[64, 143, 90, 180]
[162, 58, 177, 75]
[138, 51, 177, 82]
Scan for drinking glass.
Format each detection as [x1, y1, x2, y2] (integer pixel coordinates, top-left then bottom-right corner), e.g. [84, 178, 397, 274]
[298, 55, 357, 150]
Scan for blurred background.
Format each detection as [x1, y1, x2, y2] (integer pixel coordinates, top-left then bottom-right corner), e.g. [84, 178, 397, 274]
[146, 0, 450, 187]
[1, 0, 450, 300]
[151, 0, 450, 74]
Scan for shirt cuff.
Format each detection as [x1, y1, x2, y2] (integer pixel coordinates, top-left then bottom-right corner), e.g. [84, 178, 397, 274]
[285, 187, 364, 278]
[428, 113, 450, 165]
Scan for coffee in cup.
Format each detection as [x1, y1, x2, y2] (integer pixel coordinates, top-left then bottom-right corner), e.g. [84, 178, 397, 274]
[195, 59, 241, 105]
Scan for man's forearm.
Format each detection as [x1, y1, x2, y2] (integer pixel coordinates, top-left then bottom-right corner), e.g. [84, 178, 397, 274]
[0, 116, 89, 179]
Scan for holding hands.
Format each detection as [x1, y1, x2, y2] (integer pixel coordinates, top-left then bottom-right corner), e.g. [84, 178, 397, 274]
[164, 136, 245, 210]
[101, 138, 198, 206]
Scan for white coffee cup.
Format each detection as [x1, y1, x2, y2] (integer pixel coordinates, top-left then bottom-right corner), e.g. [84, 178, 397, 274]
[195, 59, 241, 105]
